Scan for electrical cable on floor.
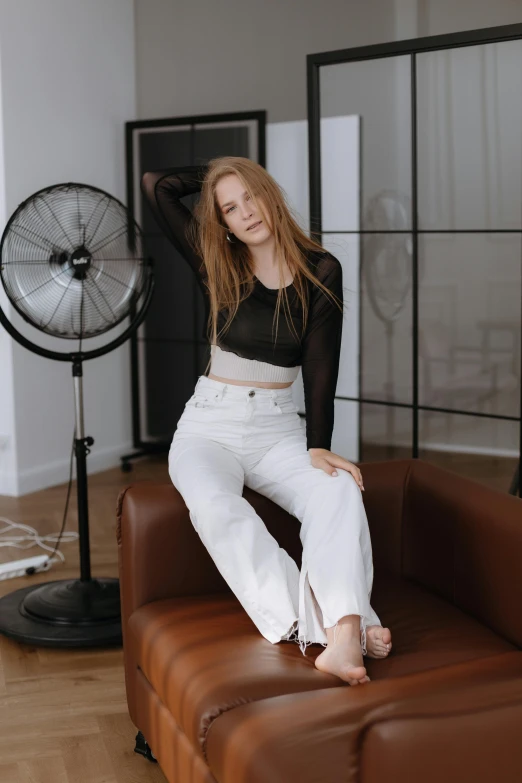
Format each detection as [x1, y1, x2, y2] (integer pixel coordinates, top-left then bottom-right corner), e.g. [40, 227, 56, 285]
[0, 424, 79, 569]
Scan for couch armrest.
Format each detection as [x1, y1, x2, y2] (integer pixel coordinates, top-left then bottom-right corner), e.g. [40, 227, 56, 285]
[206, 650, 522, 783]
[116, 481, 229, 622]
[403, 459, 522, 649]
[117, 481, 231, 729]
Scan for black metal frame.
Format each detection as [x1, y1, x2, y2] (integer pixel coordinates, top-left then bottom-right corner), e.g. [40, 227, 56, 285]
[307, 23, 522, 494]
[122, 111, 266, 469]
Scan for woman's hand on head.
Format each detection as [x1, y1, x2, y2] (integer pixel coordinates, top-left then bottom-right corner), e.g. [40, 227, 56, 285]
[308, 448, 364, 491]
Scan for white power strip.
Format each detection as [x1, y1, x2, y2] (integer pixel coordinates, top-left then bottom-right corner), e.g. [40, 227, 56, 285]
[0, 554, 52, 581]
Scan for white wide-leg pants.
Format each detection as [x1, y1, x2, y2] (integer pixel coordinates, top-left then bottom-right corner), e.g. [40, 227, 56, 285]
[168, 375, 381, 656]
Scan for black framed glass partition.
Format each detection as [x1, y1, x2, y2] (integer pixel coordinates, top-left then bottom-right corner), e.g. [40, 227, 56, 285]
[122, 111, 266, 469]
[308, 24, 522, 494]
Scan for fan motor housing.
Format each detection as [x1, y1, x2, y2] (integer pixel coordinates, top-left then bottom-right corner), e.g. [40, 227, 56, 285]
[70, 246, 92, 279]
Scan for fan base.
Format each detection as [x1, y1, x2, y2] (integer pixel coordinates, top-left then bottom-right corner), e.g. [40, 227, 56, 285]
[0, 579, 122, 647]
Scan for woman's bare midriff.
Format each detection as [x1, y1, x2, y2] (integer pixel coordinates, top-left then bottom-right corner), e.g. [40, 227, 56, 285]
[207, 372, 293, 389]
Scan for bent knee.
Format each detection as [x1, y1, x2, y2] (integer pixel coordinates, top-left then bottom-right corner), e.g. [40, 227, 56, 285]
[318, 467, 362, 501]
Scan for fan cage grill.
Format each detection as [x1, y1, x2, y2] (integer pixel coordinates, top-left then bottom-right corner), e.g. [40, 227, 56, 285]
[0, 183, 148, 340]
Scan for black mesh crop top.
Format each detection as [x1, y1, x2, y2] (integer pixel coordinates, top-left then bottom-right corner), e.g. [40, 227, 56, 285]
[140, 165, 343, 452]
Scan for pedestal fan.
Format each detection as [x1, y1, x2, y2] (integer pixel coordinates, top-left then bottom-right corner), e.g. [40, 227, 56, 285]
[0, 182, 154, 647]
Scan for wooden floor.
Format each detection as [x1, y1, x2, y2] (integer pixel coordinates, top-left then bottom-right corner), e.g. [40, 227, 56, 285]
[0, 448, 518, 782]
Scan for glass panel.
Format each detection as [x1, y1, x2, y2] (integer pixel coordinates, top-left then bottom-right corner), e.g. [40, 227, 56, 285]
[320, 114, 360, 232]
[419, 233, 521, 418]
[141, 340, 204, 441]
[332, 399, 360, 463]
[417, 39, 522, 230]
[193, 120, 257, 162]
[133, 119, 261, 443]
[360, 402, 413, 463]
[322, 233, 360, 395]
[360, 233, 413, 405]
[320, 55, 412, 231]
[137, 126, 192, 234]
[419, 410, 519, 493]
[140, 235, 199, 341]
[333, 400, 414, 465]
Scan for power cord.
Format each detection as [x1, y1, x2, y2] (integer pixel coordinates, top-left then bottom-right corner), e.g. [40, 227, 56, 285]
[0, 424, 78, 573]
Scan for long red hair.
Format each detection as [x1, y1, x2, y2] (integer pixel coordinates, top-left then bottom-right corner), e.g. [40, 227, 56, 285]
[186, 156, 344, 373]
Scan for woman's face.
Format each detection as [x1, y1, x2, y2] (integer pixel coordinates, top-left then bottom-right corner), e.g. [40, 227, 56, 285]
[215, 174, 272, 246]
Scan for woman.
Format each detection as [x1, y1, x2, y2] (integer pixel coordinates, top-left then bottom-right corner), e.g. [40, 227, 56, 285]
[141, 156, 392, 686]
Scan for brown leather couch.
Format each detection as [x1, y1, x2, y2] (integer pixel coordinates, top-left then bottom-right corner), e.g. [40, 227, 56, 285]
[117, 458, 522, 783]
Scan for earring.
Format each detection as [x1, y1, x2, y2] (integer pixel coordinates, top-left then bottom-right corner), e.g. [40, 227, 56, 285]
[226, 230, 235, 243]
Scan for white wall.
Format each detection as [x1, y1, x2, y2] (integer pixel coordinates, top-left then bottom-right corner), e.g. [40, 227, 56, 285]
[134, 0, 396, 122]
[135, 0, 521, 123]
[397, 0, 522, 38]
[0, 0, 136, 495]
[0, 48, 17, 495]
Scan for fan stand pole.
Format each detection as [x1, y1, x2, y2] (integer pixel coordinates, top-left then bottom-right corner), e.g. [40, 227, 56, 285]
[73, 359, 93, 582]
[0, 359, 123, 648]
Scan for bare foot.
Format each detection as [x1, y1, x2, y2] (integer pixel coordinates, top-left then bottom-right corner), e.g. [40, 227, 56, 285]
[365, 625, 392, 659]
[315, 633, 370, 686]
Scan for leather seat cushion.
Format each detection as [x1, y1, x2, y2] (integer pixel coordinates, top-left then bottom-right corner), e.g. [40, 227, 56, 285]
[128, 593, 342, 757]
[128, 572, 516, 757]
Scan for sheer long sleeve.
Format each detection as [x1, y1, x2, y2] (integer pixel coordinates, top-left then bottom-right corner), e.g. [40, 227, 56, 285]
[140, 165, 208, 282]
[301, 254, 344, 451]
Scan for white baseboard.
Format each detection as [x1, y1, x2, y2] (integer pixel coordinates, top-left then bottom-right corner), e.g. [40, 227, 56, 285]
[0, 441, 134, 497]
[0, 469, 18, 497]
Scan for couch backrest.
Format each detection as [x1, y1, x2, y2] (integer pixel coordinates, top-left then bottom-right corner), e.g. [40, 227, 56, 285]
[403, 459, 522, 649]
[359, 459, 412, 578]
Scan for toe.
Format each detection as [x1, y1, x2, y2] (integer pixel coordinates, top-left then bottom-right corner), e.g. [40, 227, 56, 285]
[351, 676, 370, 685]
[348, 674, 370, 686]
[380, 627, 392, 645]
[368, 625, 392, 645]
[368, 640, 392, 659]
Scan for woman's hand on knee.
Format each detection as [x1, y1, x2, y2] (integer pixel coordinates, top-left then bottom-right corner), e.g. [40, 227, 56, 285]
[308, 449, 364, 491]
